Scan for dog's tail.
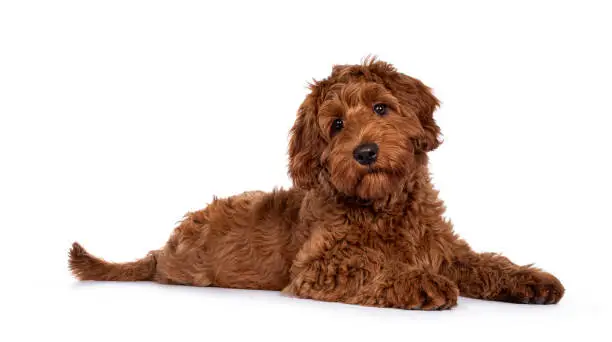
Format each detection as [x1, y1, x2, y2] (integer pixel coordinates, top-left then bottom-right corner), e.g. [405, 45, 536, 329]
[68, 242, 157, 281]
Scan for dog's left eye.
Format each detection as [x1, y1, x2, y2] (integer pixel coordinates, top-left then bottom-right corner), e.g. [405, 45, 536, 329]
[373, 103, 387, 116]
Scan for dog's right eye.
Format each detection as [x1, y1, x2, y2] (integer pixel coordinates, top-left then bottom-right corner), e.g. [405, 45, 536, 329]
[330, 118, 344, 137]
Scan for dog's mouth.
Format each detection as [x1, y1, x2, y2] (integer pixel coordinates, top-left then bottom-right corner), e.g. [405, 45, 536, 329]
[366, 166, 386, 174]
[363, 166, 395, 177]
[327, 155, 409, 201]
[359, 169, 398, 187]
[349, 166, 403, 200]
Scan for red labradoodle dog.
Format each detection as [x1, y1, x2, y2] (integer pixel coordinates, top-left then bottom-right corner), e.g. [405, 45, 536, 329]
[69, 59, 564, 309]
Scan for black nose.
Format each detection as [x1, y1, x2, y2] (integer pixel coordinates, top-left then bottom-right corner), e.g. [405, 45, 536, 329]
[353, 143, 379, 165]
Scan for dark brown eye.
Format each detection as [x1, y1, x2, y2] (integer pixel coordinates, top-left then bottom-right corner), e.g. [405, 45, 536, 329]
[330, 118, 344, 137]
[373, 103, 387, 116]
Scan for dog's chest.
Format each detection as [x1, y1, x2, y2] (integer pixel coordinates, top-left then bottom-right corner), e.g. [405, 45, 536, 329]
[344, 216, 432, 264]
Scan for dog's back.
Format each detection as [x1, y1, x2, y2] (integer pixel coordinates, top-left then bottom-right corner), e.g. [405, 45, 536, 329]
[70, 188, 307, 290]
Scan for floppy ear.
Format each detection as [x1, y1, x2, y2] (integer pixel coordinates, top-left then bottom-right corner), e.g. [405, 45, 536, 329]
[390, 74, 441, 152]
[288, 95, 325, 190]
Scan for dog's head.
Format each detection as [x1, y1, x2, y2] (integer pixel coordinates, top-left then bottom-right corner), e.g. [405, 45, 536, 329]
[288, 59, 441, 201]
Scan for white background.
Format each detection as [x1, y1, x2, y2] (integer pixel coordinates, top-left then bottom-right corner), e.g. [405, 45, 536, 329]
[1, 1, 610, 341]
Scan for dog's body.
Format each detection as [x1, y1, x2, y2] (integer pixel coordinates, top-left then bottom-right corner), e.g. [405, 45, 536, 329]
[70, 59, 564, 309]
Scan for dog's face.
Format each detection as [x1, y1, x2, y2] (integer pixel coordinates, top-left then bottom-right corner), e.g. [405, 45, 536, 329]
[289, 60, 440, 200]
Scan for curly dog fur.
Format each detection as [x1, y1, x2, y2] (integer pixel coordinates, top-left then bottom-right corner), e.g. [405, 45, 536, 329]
[69, 59, 564, 309]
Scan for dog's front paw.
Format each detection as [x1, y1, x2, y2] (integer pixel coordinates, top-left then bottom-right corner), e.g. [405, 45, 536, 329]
[282, 278, 310, 297]
[499, 270, 564, 304]
[381, 272, 459, 310]
[412, 273, 460, 310]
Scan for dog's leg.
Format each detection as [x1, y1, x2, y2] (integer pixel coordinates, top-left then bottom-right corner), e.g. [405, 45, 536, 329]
[351, 268, 460, 310]
[444, 251, 564, 304]
[284, 261, 459, 310]
[282, 225, 459, 310]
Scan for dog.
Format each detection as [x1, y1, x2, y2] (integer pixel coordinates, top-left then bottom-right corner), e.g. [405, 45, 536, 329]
[69, 59, 564, 309]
